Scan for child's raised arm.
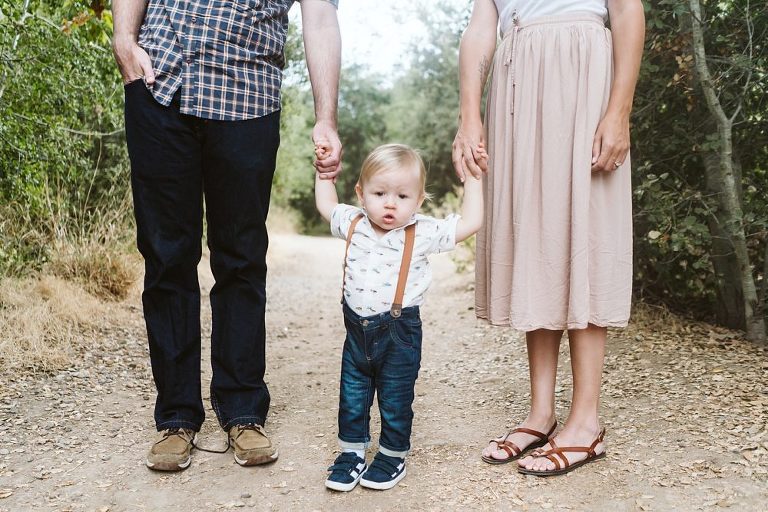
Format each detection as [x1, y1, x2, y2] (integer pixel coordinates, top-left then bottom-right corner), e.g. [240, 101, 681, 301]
[315, 142, 339, 223]
[455, 172, 484, 244]
[315, 171, 339, 223]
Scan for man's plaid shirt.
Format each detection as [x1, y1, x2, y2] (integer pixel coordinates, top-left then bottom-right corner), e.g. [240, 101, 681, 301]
[138, 0, 338, 121]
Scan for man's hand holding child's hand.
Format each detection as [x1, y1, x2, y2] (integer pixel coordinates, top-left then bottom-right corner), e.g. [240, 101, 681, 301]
[314, 139, 337, 182]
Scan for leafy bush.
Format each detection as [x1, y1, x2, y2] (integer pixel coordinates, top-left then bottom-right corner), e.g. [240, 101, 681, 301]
[0, 1, 130, 275]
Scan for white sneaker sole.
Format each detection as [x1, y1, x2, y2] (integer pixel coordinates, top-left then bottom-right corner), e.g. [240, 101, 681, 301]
[325, 468, 365, 492]
[360, 467, 406, 490]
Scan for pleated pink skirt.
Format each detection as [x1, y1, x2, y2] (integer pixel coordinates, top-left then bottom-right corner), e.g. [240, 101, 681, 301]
[475, 13, 633, 331]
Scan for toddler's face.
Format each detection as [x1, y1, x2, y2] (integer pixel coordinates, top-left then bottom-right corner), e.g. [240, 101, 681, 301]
[356, 164, 424, 235]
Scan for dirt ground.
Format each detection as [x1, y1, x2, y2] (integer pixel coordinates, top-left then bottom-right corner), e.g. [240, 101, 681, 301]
[0, 232, 766, 511]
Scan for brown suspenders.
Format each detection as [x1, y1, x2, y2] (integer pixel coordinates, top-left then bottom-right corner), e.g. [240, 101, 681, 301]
[391, 223, 416, 318]
[342, 213, 416, 318]
[341, 214, 364, 304]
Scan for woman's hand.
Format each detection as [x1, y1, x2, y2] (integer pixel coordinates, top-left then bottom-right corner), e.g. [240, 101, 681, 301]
[591, 111, 630, 172]
[452, 119, 488, 182]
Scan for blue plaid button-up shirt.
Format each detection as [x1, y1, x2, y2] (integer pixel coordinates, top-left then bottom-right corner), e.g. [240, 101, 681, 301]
[138, 0, 338, 121]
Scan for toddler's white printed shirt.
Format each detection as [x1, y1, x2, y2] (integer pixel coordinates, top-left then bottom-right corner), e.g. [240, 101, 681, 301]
[330, 204, 460, 316]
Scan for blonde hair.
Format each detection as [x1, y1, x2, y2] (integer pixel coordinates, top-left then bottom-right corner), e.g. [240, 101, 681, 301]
[357, 144, 431, 200]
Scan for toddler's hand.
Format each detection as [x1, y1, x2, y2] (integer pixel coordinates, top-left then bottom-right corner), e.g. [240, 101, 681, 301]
[473, 143, 489, 176]
[315, 139, 332, 161]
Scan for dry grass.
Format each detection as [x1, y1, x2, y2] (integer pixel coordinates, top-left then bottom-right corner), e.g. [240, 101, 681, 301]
[0, 276, 106, 372]
[0, 225, 141, 373]
[628, 301, 687, 334]
[47, 240, 140, 301]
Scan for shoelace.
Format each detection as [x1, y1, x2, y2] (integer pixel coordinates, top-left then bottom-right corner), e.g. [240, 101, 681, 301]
[160, 427, 230, 454]
[159, 425, 263, 455]
[159, 427, 193, 442]
[233, 423, 261, 439]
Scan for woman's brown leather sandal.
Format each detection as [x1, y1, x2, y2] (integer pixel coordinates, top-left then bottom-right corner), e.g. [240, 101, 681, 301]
[481, 422, 557, 465]
[517, 427, 606, 476]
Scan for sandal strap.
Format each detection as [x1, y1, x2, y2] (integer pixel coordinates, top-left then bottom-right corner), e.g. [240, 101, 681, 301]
[498, 440, 522, 457]
[511, 427, 548, 439]
[489, 431, 512, 445]
[545, 453, 567, 470]
[531, 427, 606, 468]
[533, 446, 588, 471]
[546, 421, 558, 437]
[590, 428, 606, 450]
[510, 420, 558, 441]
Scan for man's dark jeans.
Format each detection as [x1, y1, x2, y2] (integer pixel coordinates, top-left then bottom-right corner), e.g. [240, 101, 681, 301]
[338, 302, 423, 457]
[124, 80, 280, 431]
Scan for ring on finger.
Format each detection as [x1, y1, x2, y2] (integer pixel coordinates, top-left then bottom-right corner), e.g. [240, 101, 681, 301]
[613, 161, 622, 168]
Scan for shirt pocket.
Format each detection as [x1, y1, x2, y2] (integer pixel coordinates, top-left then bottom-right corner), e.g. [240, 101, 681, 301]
[250, 9, 287, 59]
[206, 0, 263, 50]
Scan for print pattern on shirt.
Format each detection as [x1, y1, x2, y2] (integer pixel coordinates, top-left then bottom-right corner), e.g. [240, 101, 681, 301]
[330, 203, 460, 316]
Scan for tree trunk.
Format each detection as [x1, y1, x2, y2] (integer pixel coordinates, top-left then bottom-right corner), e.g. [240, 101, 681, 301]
[703, 153, 744, 328]
[689, 0, 765, 341]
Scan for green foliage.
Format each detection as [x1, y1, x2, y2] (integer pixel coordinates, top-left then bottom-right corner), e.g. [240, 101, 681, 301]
[2, 0, 766, 332]
[281, 1, 470, 228]
[386, 2, 470, 198]
[0, 0, 129, 275]
[335, 65, 390, 202]
[632, 0, 768, 317]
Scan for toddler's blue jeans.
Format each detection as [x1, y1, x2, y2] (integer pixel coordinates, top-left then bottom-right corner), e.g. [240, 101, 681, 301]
[337, 302, 423, 458]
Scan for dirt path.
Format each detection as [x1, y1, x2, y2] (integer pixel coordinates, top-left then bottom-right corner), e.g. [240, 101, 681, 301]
[1, 233, 766, 511]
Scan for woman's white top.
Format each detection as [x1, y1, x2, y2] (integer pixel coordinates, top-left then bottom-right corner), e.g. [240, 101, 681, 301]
[493, 0, 608, 34]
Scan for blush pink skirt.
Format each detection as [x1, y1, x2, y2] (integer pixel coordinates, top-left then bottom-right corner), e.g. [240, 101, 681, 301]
[475, 13, 633, 331]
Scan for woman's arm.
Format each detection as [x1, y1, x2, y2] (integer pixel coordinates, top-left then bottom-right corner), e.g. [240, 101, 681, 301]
[592, 0, 645, 172]
[453, 0, 498, 182]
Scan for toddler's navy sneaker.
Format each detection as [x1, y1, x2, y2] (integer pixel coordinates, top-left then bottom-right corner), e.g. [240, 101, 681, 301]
[325, 452, 367, 492]
[359, 452, 406, 490]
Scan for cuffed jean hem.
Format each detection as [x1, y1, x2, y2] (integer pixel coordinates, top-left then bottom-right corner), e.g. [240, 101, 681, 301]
[338, 438, 371, 451]
[379, 444, 409, 458]
[156, 419, 201, 432]
[221, 415, 265, 432]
